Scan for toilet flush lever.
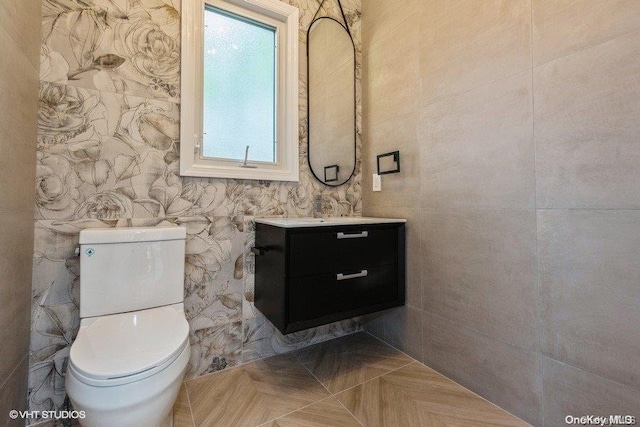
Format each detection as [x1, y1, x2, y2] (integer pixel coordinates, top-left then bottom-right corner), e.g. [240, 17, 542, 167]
[75, 247, 96, 257]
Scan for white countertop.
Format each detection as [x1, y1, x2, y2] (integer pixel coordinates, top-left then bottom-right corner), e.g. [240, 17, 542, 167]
[254, 217, 406, 228]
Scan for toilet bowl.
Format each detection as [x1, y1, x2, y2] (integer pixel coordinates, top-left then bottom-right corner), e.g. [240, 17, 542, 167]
[65, 226, 190, 427]
[66, 305, 190, 427]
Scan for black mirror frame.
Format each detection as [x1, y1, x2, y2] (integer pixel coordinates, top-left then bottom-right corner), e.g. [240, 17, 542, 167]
[306, 1, 357, 187]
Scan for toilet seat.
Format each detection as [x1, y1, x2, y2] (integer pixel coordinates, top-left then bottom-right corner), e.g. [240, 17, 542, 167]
[69, 306, 189, 387]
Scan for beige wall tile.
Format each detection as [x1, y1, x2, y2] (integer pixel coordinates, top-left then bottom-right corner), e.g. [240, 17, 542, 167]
[361, 206, 421, 308]
[533, 0, 640, 65]
[0, 356, 28, 426]
[420, 72, 535, 210]
[403, 208, 422, 309]
[538, 209, 640, 390]
[365, 15, 419, 126]
[542, 358, 640, 426]
[0, 212, 34, 386]
[422, 312, 542, 425]
[418, 0, 531, 105]
[361, 312, 385, 340]
[1, 0, 38, 420]
[364, 0, 640, 423]
[0, 27, 38, 214]
[362, 0, 418, 46]
[363, 112, 419, 209]
[421, 209, 539, 351]
[0, 0, 40, 68]
[535, 30, 640, 209]
[383, 305, 423, 362]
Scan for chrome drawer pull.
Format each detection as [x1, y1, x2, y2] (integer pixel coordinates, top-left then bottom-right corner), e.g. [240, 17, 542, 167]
[336, 270, 368, 281]
[336, 231, 368, 239]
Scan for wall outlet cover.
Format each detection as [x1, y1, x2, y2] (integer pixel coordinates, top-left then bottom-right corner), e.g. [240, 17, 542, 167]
[373, 174, 382, 191]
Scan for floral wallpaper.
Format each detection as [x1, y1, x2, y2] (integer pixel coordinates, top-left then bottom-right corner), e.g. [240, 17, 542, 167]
[29, 0, 362, 420]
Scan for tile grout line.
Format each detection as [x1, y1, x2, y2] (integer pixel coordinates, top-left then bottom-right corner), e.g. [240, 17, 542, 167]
[292, 347, 334, 397]
[419, 369, 533, 427]
[185, 330, 363, 386]
[40, 78, 180, 106]
[294, 348, 364, 427]
[530, 0, 546, 425]
[253, 346, 342, 427]
[334, 398, 365, 427]
[541, 355, 640, 396]
[333, 359, 417, 396]
[254, 396, 336, 427]
[182, 381, 197, 427]
[538, 207, 640, 211]
[362, 332, 529, 424]
[0, 24, 40, 71]
[294, 349, 368, 427]
[186, 330, 364, 385]
[417, 207, 640, 212]
[532, 25, 640, 70]
[185, 351, 334, 427]
[183, 331, 534, 426]
[293, 333, 416, 426]
[297, 332, 418, 391]
[417, 309, 538, 354]
[420, 68, 532, 109]
[363, 330, 419, 363]
[404, 360, 532, 426]
[366, 329, 533, 426]
[185, 350, 280, 385]
[0, 352, 28, 392]
[365, 8, 415, 51]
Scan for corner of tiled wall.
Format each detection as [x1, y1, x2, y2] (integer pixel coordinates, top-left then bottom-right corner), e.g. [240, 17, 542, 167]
[1, 0, 41, 425]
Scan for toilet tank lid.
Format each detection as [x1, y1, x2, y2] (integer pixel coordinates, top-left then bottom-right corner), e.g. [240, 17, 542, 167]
[79, 226, 187, 244]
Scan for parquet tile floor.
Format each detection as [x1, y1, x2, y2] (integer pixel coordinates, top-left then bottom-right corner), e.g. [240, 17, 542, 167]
[173, 332, 530, 427]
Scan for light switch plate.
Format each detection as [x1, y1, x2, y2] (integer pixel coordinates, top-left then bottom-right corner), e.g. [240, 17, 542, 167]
[373, 174, 382, 191]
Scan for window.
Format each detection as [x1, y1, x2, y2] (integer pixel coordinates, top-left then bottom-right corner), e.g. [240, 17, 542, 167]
[180, 0, 299, 181]
[203, 7, 276, 162]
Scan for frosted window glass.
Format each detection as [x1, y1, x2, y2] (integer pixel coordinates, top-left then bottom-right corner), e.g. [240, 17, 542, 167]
[203, 7, 276, 162]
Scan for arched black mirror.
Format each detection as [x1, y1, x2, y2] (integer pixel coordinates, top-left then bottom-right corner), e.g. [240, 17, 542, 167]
[307, 12, 356, 186]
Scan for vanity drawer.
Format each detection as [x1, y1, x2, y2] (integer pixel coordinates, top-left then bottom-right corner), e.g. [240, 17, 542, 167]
[288, 264, 398, 323]
[288, 226, 399, 277]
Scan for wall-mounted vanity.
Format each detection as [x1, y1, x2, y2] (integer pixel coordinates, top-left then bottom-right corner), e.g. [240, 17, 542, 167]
[253, 217, 406, 334]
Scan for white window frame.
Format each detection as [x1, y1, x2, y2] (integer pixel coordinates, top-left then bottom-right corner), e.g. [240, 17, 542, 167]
[180, 0, 299, 181]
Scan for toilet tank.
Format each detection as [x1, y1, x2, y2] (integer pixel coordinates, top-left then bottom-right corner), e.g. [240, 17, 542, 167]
[79, 226, 187, 318]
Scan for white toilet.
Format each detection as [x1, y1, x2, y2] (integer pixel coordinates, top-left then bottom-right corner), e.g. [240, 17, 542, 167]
[66, 226, 190, 427]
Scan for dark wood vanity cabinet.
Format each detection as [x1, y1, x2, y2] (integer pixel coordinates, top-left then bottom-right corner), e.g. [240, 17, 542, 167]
[254, 221, 405, 334]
